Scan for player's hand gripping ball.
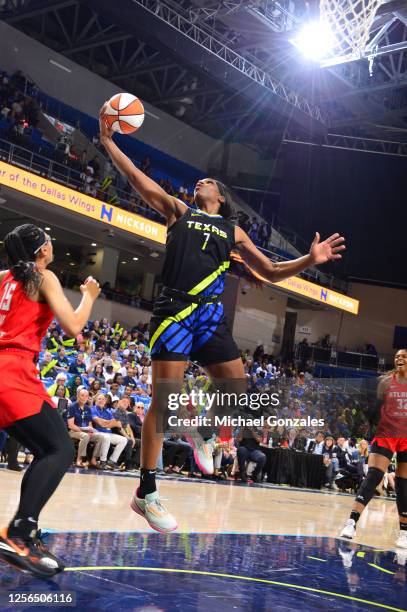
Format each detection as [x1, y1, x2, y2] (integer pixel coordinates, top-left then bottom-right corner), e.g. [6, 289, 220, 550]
[104, 93, 145, 134]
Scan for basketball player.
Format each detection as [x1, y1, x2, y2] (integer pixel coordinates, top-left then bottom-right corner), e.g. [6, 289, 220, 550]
[0, 224, 100, 577]
[99, 104, 345, 532]
[340, 349, 407, 548]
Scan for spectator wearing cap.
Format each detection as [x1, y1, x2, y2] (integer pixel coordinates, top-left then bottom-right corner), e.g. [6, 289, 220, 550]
[47, 372, 70, 398]
[103, 358, 114, 380]
[91, 393, 128, 470]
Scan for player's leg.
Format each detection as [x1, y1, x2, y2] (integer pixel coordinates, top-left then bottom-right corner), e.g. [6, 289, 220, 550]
[198, 358, 246, 474]
[340, 447, 390, 539]
[130, 359, 185, 533]
[0, 402, 74, 577]
[395, 456, 407, 549]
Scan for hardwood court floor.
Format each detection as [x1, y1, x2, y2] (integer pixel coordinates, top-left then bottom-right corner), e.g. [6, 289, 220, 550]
[0, 468, 405, 611]
[0, 467, 400, 550]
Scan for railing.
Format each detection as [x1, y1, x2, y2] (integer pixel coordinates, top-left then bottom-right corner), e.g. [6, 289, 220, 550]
[0, 136, 163, 224]
[295, 344, 393, 372]
[0, 135, 349, 293]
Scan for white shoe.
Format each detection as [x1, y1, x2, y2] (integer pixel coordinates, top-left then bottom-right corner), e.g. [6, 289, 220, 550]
[340, 518, 356, 539]
[185, 433, 214, 475]
[395, 530, 407, 549]
[130, 490, 178, 533]
[395, 549, 407, 566]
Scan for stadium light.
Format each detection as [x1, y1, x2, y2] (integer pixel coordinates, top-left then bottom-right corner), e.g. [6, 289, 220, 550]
[292, 20, 334, 61]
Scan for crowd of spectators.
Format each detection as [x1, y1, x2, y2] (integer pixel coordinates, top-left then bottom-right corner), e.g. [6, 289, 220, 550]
[0, 70, 40, 143]
[0, 324, 392, 498]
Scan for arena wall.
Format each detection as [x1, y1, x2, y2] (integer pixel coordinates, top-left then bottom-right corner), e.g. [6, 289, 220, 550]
[233, 283, 288, 354]
[294, 283, 407, 356]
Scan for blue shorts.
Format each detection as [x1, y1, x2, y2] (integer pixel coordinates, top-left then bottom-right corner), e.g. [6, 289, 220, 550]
[149, 294, 240, 366]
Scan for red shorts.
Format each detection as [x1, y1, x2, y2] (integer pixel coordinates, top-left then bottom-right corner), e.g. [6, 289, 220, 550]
[0, 350, 55, 429]
[371, 437, 407, 460]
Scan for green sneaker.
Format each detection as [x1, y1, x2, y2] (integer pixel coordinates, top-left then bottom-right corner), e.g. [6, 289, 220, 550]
[130, 490, 178, 533]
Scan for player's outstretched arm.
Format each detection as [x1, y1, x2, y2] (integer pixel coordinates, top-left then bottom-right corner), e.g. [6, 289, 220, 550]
[40, 269, 100, 338]
[234, 227, 345, 283]
[99, 104, 187, 225]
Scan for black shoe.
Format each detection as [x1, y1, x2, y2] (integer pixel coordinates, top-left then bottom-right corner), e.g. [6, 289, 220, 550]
[99, 462, 113, 471]
[107, 460, 120, 471]
[0, 527, 59, 578]
[33, 530, 65, 573]
[7, 463, 23, 472]
[240, 474, 248, 483]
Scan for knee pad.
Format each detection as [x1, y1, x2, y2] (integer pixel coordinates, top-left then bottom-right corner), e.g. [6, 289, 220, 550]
[355, 467, 384, 506]
[395, 476, 407, 518]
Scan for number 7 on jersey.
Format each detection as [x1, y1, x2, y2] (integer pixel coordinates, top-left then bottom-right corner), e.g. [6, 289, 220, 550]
[202, 232, 210, 251]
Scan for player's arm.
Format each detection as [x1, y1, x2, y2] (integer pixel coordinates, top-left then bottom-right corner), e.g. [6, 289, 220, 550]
[98, 105, 187, 225]
[366, 375, 391, 427]
[234, 227, 345, 283]
[40, 269, 100, 338]
[67, 416, 82, 432]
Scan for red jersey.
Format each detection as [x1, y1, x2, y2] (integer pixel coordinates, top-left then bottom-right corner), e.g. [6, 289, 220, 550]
[376, 373, 407, 438]
[0, 270, 53, 355]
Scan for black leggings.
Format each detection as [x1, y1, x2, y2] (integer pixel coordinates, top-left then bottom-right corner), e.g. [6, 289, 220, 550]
[5, 402, 74, 521]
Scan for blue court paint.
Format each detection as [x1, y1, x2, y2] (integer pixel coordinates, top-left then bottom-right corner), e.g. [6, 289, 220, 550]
[0, 533, 405, 611]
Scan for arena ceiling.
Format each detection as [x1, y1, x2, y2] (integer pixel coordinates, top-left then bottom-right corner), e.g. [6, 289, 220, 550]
[1, 0, 407, 155]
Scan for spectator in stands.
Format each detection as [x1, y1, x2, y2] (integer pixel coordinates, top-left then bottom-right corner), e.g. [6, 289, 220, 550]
[306, 431, 325, 454]
[163, 434, 192, 474]
[136, 373, 151, 397]
[365, 343, 378, 356]
[113, 396, 138, 471]
[91, 393, 128, 470]
[321, 334, 332, 349]
[89, 156, 102, 179]
[67, 375, 84, 398]
[253, 344, 265, 365]
[69, 353, 87, 376]
[50, 384, 70, 407]
[46, 328, 62, 352]
[54, 348, 70, 373]
[39, 351, 57, 378]
[47, 372, 70, 398]
[123, 367, 137, 390]
[128, 402, 144, 442]
[322, 435, 337, 488]
[236, 425, 266, 482]
[88, 380, 103, 401]
[67, 388, 99, 468]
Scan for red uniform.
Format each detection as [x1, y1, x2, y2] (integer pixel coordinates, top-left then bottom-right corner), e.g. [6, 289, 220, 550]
[372, 372, 407, 456]
[0, 271, 54, 429]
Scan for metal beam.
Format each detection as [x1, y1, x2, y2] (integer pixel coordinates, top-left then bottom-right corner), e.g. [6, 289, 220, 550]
[126, 0, 327, 126]
[110, 60, 178, 81]
[62, 33, 133, 55]
[4, 0, 77, 23]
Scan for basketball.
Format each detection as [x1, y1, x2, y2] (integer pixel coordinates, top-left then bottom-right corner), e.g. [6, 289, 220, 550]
[104, 92, 145, 134]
